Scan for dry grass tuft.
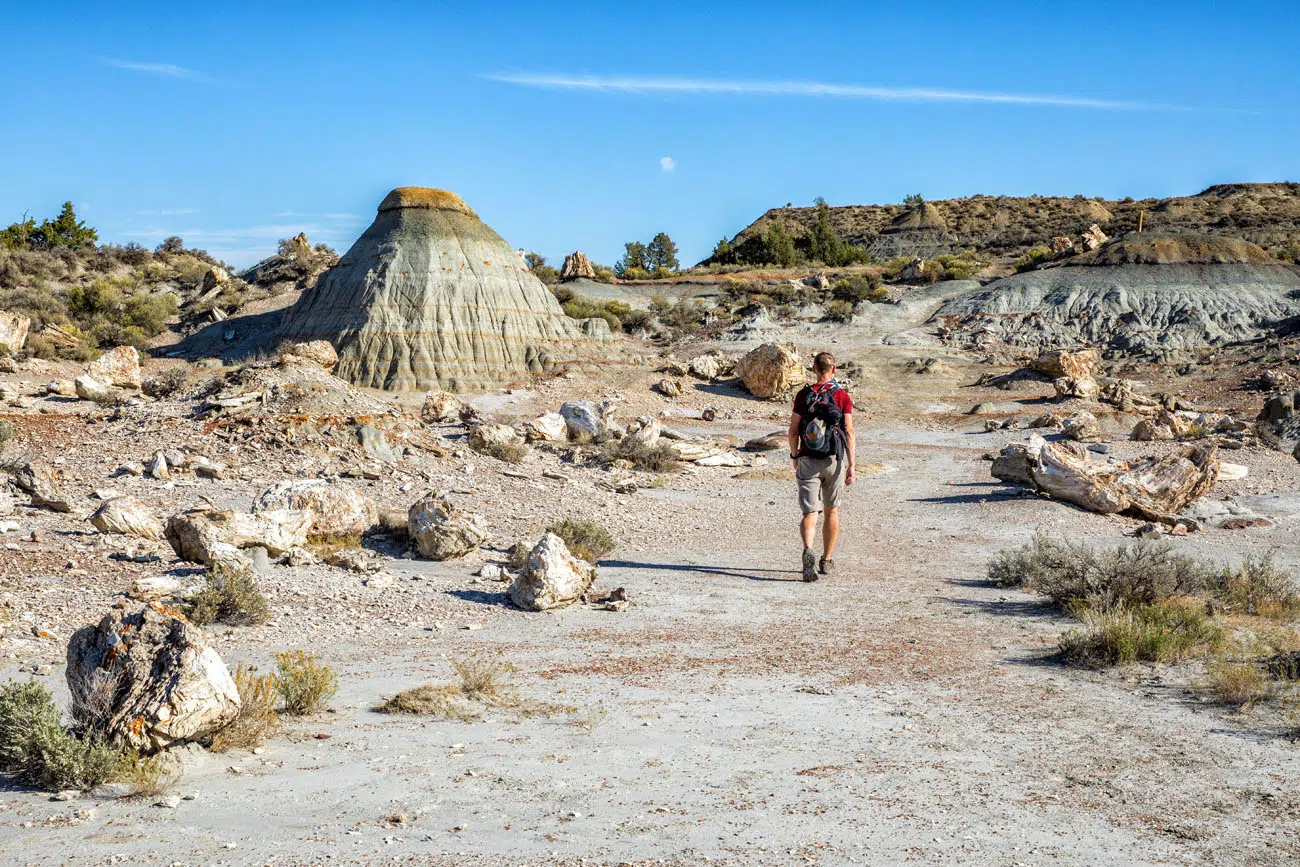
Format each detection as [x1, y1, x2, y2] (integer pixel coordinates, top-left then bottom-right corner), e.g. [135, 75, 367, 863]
[1196, 658, 1276, 708]
[603, 437, 681, 473]
[210, 665, 280, 752]
[306, 533, 364, 558]
[275, 651, 338, 716]
[1211, 554, 1300, 620]
[378, 657, 566, 721]
[115, 750, 181, 798]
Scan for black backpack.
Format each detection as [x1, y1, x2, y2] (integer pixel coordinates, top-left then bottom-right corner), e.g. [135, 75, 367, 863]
[798, 383, 844, 459]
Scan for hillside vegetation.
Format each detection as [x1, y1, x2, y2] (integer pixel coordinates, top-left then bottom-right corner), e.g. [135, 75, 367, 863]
[713, 183, 1300, 268]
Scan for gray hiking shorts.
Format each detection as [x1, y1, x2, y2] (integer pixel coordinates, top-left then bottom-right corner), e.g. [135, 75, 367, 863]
[796, 454, 846, 514]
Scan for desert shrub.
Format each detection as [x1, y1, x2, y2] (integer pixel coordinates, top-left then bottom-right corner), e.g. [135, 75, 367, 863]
[562, 298, 621, 332]
[506, 540, 530, 571]
[378, 657, 563, 720]
[603, 436, 681, 473]
[1265, 651, 1300, 680]
[823, 299, 856, 322]
[1196, 658, 1276, 708]
[141, 367, 188, 399]
[275, 651, 338, 715]
[0, 680, 120, 791]
[116, 749, 181, 797]
[930, 252, 984, 281]
[545, 517, 615, 564]
[1210, 554, 1300, 620]
[1058, 602, 1221, 668]
[472, 437, 528, 464]
[0, 281, 69, 332]
[832, 273, 887, 304]
[987, 535, 1211, 609]
[650, 297, 709, 334]
[1014, 246, 1054, 273]
[592, 265, 617, 284]
[185, 565, 270, 626]
[210, 665, 279, 752]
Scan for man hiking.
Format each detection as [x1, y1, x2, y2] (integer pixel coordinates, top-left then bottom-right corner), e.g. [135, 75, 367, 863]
[788, 351, 856, 582]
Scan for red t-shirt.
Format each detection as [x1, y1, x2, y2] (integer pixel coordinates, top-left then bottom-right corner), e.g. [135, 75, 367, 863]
[793, 381, 853, 417]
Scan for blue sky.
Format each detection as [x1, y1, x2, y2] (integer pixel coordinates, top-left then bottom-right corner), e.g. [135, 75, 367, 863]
[1, 1, 1297, 268]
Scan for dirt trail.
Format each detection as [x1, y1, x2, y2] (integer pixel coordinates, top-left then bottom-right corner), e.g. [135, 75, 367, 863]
[4, 414, 1298, 866]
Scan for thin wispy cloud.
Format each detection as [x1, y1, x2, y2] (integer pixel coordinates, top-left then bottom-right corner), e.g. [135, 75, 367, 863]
[660, 156, 676, 172]
[135, 208, 198, 216]
[102, 59, 217, 83]
[483, 73, 1177, 111]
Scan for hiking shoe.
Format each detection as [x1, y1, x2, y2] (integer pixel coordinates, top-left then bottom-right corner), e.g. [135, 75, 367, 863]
[801, 547, 818, 582]
[819, 558, 834, 575]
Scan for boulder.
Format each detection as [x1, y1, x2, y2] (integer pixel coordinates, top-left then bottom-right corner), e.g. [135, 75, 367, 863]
[11, 461, 73, 512]
[735, 343, 805, 400]
[253, 479, 377, 540]
[508, 533, 596, 612]
[420, 389, 466, 424]
[653, 378, 683, 398]
[74, 373, 111, 402]
[1032, 349, 1100, 380]
[623, 416, 661, 449]
[199, 266, 230, 297]
[408, 494, 487, 560]
[468, 422, 526, 458]
[280, 340, 338, 370]
[165, 508, 312, 565]
[127, 576, 191, 602]
[356, 424, 399, 461]
[803, 272, 830, 290]
[991, 444, 1036, 486]
[523, 412, 566, 443]
[66, 603, 241, 752]
[1131, 419, 1175, 442]
[1053, 375, 1100, 402]
[1081, 223, 1109, 251]
[0, 311, 31, 352]
[743, 431, 787, 452]
[89, 496, 162, 541]
[899, 257, 926, 281]
[87, 346, 142, 390]
[147, 450, 169, 481]
[1062, 411, 1101, 443]
[1101, 379, 1161, 412]
[560, 400, 612, 442]
[559, 251, 596, 281]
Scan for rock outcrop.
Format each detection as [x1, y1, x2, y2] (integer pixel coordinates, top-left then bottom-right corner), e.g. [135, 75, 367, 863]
[276, 187, 607, 391]
[11, 461, 73, 512]
[165, 508, 313, 567]
[252, 479, 377, 540]
[66, 603, 240, 752]
[87, 346, 142, 390]
[935, 234, 1300, 353]
[559, 251, 596, 281]
[420, 389, 466, 424]
[508, 533, 596, 611]
[560, 400, 612, 441]
[735, 343, 804, 399]
[407, 494, 487, 560]
[0, 311, 31, 352]
[279, 340, 338, 370]
[867, 203, 956, 260]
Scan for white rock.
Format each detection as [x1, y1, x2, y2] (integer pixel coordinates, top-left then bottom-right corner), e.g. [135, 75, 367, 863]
[560, 401, 611, 442]
[253, 479, 377, 540]
[89, 496, 162, 541]
[508, 533, 596, 612]
[87, 345, 142, 390]
[523, 412, 566, 443]
[1218, 462, 1249, 481]
[407, 495, 487, 560]
[74, 374, 110, 402]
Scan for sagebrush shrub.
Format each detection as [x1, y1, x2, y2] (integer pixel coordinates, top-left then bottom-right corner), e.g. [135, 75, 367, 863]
[546, 518, 616, 564]
[0, 680, 120, 791]
[186, 565, 270, 626]
[275, 651, 338, 715]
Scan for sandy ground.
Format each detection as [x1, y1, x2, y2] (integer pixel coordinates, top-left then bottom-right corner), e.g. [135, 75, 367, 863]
[1, 315, 1299, 866]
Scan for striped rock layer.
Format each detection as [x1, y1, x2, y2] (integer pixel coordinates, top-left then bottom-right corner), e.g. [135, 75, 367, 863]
[279, 187, 607, 391]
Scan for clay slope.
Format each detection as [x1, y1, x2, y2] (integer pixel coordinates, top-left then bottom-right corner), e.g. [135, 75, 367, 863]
[932, 234, 1300, 353]
[278, 187, 608, 391]
[717, 182, 1300, 265]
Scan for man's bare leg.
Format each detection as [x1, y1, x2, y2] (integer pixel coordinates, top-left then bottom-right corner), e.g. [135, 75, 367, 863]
[800, 512, 818, 550]
[822, 507, 840, 560]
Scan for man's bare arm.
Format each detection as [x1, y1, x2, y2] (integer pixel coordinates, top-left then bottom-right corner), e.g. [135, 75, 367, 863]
[844, 412, 857, 484]
[788, 412, 802, 464]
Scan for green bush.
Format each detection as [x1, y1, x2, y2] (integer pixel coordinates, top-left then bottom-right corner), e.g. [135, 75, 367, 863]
[603, 436, 682, 473]
[1014, 246, 1054, 273]
[987, 534, 1212, 609]
[1211, 554, 1300, 620]
[275, 651, 338, 715]
[546, 517, 616, 564]
[186, 565, 270, 626]
[832, 273, 888, 304]
[0, 680, 120, 791]
[1059, 602, 1221, 668]
[823, 299, 856, 322]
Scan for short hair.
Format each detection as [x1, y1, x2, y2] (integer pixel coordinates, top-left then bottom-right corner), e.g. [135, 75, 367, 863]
[812, 352, 836, 375]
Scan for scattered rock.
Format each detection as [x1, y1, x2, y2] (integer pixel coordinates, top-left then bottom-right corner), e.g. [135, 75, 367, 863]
[407, 494, 487, 560]
[128, 576, 190, 603]
[66, 602, 241, 752]
[280, 340, 338, 370]
[356, 425, 399, 462]
[560, 400, 612, 442]
[0, 311, 31, 352]
[1053, 375, 1100, 402]
[653, 378, 683, 398]
[147, 451, 170, 481]
[1218, 462, 1249, 481]
[686, 352, 729, 381]
[89, 496, 162, 541]
[1081, 223, 1109, 251]
[421, 390, 466, 424]
[1062, 411, 1101, 443]
[508, 533, 596, 612]
[165, 508, 313, 566]
[46, 379, 76, 397]
[1032, 349, 1100, 380]
[523, 412, 566, 443]
[11, 461, 74, 512]
[623, 416, 661, 449]
[468, 423, 526, 458]
[734, 343, 804, 400]
[74, 374, 111, 403]
[253, 479, 377, 540]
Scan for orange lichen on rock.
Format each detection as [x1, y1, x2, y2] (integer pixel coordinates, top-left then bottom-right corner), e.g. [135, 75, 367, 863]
[377, 187, 478, 217]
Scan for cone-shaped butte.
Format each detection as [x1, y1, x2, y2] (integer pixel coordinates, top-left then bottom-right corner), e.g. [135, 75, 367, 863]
[278, 187, 608, 391]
